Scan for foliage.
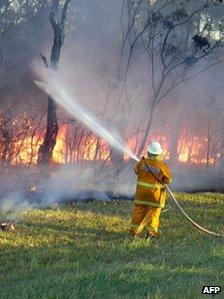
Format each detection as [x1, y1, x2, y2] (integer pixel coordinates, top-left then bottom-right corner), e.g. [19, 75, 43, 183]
[0, 0, 50, 37]
[0, 0, 51, 69]
[119, 0, 224, 156]
[122, 0, 224, 85]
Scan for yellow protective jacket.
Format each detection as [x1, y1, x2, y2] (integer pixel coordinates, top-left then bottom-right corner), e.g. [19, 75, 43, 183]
[134, 156, 172, 208]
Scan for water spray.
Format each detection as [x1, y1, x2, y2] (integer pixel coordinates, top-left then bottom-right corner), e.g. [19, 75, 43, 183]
[35, 71, 138, 162]
[35, 69, 223, 238]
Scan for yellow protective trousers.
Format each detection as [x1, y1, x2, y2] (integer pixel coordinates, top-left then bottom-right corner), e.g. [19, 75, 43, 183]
[130, 204, 162, 236]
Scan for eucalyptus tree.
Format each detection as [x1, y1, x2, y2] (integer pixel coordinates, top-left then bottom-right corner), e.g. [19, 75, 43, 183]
[119, 0, 224, 156]
[37, 0, 72, 165]
[0, 0, 50, 67]
[0, 0, 50, 165]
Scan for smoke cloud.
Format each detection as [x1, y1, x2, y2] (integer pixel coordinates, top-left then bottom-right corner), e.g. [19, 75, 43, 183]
[0, 0, 224, 210]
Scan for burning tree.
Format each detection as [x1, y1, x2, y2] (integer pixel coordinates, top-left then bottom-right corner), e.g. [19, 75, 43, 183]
[0, 0, 223, 170]
[37, 0, 71, 165]
[119, 0, 224, 157]
[0, 0, 50, 165]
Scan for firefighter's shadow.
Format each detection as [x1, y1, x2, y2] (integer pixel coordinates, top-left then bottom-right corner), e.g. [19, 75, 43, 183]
[71, 200, 133, 218]
[24, 220, 126, 242]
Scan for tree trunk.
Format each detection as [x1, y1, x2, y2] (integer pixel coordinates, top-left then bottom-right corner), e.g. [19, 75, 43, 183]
[38, 96, 58, 164]
[218, 117, 224, 172]
[1, 127, 11, 165]
[206, 137, 210, 170]
[109, 147, 124, 171]
[206, 121, 211, 170]
[38, 0, 71, 165]
[169, 116, 182, 165]
[109, 106, 127, 173]
[169, 128, 181, 165]
[137, 105, 155, 157]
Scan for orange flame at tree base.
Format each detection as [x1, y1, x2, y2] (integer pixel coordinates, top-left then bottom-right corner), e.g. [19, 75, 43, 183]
[9, 125, 219, 166]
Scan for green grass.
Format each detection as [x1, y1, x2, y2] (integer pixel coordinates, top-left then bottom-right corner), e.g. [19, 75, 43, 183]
[0, 192, 223, 299]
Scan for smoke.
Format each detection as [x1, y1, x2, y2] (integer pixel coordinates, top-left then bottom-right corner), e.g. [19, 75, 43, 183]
[0, 162, 137, 211]
[0, 0, 224, 211]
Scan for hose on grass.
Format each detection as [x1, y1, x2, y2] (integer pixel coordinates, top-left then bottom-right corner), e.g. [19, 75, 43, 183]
[166, 185, 224, 238]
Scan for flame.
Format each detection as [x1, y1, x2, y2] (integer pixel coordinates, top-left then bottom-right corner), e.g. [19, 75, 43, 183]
[11, 135, 42, 165]
[178, 141, 189, 162]
[52, 125, 67, 164]
[7, 124, 220, 166]
[53, 125, 110, 163]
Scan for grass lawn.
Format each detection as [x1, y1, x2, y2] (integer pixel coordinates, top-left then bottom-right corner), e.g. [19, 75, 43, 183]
[0, 192, 223, 299]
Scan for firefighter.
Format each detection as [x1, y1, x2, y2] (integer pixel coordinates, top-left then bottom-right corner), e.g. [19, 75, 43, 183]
[130, 141, 172, 239]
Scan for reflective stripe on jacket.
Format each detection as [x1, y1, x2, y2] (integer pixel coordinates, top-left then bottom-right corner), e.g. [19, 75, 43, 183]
[134, 200, 165, 208]
[134, 156, 172, 206]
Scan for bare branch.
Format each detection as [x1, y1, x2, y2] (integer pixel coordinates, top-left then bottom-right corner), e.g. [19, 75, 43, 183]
[49, 0, 59, 32]
[39, 53, 49, 68]
[0, 47, 3, 68]
[60, 0, 72, 31]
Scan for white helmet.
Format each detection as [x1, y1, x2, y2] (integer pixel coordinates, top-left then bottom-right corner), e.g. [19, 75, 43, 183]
[148, 141, 163, 155]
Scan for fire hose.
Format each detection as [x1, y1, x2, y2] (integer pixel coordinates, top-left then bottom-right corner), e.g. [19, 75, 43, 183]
[135, 158, 224, 237]
[166, 185, 224, 237]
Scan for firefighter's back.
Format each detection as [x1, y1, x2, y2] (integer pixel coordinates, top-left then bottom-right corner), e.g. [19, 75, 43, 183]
[134, 156, 172, 208]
